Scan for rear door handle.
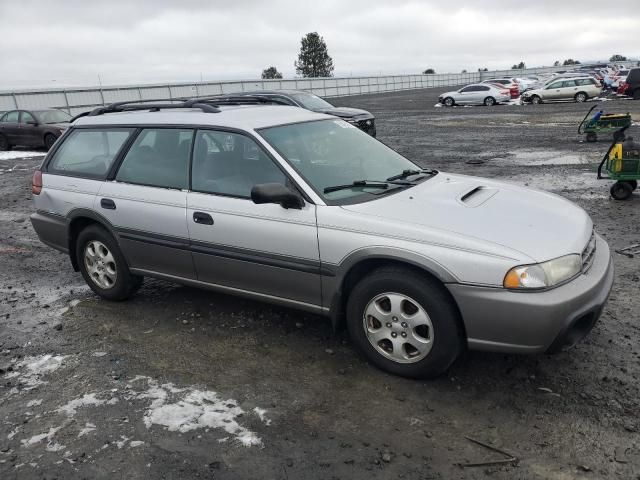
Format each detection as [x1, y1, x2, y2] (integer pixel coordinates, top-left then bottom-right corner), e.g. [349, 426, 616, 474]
[193, 212, 213, 225]
[100, 198, 116, 210]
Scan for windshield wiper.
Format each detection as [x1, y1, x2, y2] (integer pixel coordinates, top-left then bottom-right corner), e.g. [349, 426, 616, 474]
[386, 169, 437, 182]
[324, 180, 390, 194]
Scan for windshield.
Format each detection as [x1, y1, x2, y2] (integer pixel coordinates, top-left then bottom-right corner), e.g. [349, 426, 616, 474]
[290, 92, 334, 110]
[260, 119, 427, 204]
[34, 110, 72, 124]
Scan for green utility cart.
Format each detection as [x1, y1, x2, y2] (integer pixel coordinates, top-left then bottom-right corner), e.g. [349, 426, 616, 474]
[579, 104, 632, 142]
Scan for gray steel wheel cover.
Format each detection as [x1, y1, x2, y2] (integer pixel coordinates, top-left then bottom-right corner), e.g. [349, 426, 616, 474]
[362, 292, 434, 364]
[84, 240, 117, 289]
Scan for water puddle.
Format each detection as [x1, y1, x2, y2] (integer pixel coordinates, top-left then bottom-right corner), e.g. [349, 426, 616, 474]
[494, 149, 596, 166]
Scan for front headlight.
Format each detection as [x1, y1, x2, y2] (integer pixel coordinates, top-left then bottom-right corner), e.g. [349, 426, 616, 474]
[503, 254, 582, 290]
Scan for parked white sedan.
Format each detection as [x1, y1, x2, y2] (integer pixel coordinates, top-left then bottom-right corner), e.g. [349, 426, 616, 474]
[438, 84, 511, 107]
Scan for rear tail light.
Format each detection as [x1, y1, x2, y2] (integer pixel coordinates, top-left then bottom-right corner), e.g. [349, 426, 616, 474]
[32, 170, 42, 195]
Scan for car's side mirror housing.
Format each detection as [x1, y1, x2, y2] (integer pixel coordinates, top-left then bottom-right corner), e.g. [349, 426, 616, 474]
[251, 183, 304, 209]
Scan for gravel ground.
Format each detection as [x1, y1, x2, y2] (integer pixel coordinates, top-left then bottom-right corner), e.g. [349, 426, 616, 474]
[1, 89, 639, 480]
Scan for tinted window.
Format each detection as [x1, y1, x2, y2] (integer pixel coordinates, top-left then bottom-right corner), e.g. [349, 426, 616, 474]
[547, 81, 563, 89]
[5, 111, 19, 122]
[20, 112, 36, 124]
[478, 86, 490, 91]
[562, 80, 577, 87]
[116, 128, 193, 190]
[191, 130, 286, 198]
[49, 128, 133, 177]
[34, 110, 71, 124]
[460, 86, 475, 92]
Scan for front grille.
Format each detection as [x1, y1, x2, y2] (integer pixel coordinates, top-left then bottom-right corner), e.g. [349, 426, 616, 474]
[581, 232, 596, 272]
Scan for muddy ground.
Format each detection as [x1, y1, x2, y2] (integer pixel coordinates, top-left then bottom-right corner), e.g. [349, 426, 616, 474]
[1, 90, 639, 480]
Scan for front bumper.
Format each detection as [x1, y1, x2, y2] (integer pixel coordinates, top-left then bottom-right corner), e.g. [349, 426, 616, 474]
[447, 234, 614, 353]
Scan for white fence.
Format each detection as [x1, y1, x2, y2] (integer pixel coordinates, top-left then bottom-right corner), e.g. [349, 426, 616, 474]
[0, 63, 633, 116]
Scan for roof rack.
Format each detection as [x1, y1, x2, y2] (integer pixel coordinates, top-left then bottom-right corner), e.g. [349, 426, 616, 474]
[186, 95, 290, 106]
[69, 95, 284, 122]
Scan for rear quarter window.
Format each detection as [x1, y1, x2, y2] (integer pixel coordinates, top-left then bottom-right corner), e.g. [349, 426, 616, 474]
[47, 128, 134, 178]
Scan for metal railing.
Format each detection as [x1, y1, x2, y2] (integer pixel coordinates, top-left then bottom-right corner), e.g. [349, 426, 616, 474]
[1, 62, 636, 116]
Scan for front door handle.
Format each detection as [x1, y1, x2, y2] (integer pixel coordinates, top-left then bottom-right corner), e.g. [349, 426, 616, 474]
[193, 211, 214, 225]
[100, 198, 116, 210]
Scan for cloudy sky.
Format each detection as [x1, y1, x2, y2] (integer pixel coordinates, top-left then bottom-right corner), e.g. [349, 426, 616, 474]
[0, 0, 637, 89]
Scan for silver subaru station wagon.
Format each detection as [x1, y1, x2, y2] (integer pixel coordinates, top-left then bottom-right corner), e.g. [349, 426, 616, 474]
[30, 98, 614, 378]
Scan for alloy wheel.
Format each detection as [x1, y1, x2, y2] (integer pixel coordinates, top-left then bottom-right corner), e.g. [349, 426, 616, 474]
[84, 240, 117, 289]
[362, 292, 434, 364]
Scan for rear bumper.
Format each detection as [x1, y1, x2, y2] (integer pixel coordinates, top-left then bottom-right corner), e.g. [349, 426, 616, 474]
[30, 211, 69, 253]
[447, 234, 614, 354]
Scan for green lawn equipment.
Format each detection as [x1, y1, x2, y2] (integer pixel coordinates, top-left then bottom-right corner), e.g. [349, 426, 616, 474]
[579, 104, 632, 143]
[597, 124, 640, 200]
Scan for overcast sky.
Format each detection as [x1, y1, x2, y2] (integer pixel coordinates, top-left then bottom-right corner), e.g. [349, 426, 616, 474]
[1, 0, 638, 89]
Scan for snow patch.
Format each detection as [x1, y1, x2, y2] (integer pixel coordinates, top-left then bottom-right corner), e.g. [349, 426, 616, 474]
[77, 422, 96, 437]
[27, 399, 43, 407]
[0, 151, 44, 161]
[8, 427, 20, 439]
[57, 393, 107, 416]
[128, 376, 263, 447]
[129, 440, 144, 447]
[253, 407, 271, 426]
[6, 354, 67, 392]
[21, 426, 63, 452]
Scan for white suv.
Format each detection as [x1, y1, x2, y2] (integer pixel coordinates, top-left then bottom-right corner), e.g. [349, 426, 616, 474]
[30, 98, 613, 378]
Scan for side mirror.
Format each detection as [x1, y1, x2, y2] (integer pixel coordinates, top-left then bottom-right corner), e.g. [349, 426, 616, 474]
[251, 183, 304, 209]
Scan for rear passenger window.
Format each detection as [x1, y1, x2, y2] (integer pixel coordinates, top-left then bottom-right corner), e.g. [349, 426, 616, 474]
[562, 80, 577, 87]
[191, 130, 286, 198]
[116, 128, 193, 190]
[48, 128, 133, 178]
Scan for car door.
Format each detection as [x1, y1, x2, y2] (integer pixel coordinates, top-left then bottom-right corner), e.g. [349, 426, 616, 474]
[99, 127, 196, 279]
[543, 80, 564, 100]
[559, 79, 578, 100]
[455, 86, 476, 105]
[186, 129, 322, 308]
[18, 111, 41, 147]
[1, 110, 20, 145]
[475, 85, 491, 103]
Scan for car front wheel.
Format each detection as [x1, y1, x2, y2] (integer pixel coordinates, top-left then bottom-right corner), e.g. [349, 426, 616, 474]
[531, 95, 542, 104]
[76, 225, 143, 300]
[443, 97, 455, 107]
[346, 267, 463, 379]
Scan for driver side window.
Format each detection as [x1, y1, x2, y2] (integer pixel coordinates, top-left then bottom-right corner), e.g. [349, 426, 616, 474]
[191, 130, 286, 198]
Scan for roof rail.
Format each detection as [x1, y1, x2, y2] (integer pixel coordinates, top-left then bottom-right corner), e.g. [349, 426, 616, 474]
[188, 95, 291, 106]
[86, 98, 220, 117]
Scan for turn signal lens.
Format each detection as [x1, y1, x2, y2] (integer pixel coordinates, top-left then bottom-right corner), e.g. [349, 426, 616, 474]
[32, 170, 42, 195]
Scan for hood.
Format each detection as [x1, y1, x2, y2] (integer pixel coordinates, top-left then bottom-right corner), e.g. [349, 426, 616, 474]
[314, 106, 373, 119]
[340, 172, 592, 263]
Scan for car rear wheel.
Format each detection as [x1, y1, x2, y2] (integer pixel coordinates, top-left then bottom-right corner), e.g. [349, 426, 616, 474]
[484, 97, 496, 106]
[0, 134, 9, 151]
[44, 133, 57, 151]
[610, 181, 633, 200]
[531, 95, 542, 104]
[346, 267, 463, 379]
[76, 225, 143, 300]
[574, 92, 587, 103]
[443, 97, 455, 107]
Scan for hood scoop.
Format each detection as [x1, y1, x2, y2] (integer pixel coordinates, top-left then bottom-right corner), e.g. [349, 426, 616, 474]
[458, 186, 499, 207]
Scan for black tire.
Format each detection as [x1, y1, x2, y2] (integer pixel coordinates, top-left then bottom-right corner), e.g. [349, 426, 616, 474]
[76, 225, 143, 300]
[586, 132, 597, 142]
[44, 133, 57, 151]
[443, 97, 455, 107]
[0, 134, 10, 151]
[484, 96, 496, 106]
[610, 181, 633, 201]
[625, 180, 638, 191]
[531, 95, 542, 104]
[346, 267, 463, 379]
[574, 92, 587, 103]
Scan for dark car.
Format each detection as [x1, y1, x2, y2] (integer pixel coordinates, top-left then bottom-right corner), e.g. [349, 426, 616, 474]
[0, 109, 71, 151]
[618, 68, 640, 100]
[214, 90, 377, 136]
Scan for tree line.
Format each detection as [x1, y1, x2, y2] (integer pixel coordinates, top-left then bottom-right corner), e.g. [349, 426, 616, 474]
[261, 36, 633, 80]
